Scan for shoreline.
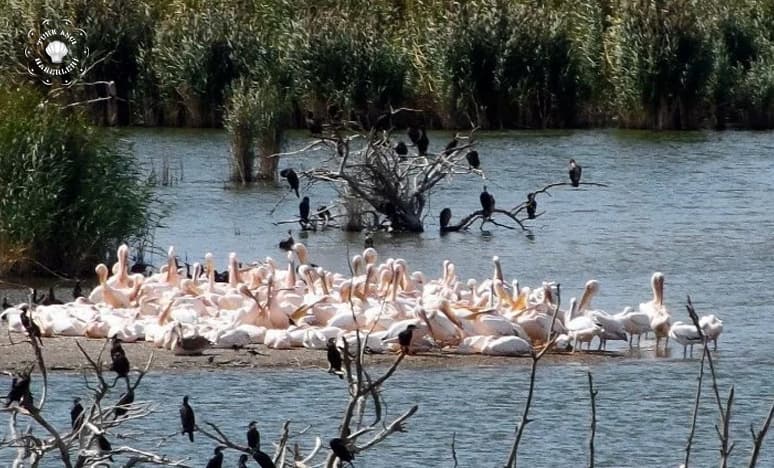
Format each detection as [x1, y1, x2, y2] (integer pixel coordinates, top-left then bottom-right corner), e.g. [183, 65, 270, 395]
[0, 332, 627, 374]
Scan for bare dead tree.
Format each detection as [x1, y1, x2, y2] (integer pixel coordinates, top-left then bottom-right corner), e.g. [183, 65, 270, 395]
[748, 402, 774, 467]
[0, 331, 188, 467]
[504, 285, 561, 468]
[587, 371, 598, 468]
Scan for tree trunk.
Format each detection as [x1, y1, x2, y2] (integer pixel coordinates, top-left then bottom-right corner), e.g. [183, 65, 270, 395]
[255, 130, 280, 181]
[230, 124, 254, 184]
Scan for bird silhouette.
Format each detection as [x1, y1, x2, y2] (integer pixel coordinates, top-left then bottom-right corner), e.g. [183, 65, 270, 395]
[569, 159, 582, 187]
[280, 168, 300, 198]
[180, 395, 195, 442]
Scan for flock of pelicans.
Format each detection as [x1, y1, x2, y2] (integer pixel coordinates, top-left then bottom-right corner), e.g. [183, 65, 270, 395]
[1, 243, 726, 466]
[1, 243, 724, 359]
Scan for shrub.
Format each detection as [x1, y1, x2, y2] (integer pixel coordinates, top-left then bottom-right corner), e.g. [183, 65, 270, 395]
[0, 85, 156, 276]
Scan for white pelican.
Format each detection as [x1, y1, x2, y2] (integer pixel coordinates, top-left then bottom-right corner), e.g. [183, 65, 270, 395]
[668, 322, 702, 358]
[614, 306, 651, 348]
[699, 314, 723, 351]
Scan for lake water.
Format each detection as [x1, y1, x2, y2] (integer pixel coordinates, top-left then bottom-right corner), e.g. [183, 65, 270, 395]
[3, 128, 774, 466]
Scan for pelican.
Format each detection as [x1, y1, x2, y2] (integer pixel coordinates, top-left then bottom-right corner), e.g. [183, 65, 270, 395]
[669, 322, 703, 358]
[699, 314, 723, 350]
[640, 272, 671, 352]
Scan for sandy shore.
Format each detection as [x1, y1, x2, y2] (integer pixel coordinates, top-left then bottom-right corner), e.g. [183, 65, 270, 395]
[0, 331, 626, 374]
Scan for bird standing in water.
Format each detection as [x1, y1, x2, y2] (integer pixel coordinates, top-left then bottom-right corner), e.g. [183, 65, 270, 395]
[305, 111, 323, 135]
[299, 196, 311, 226]
[180, 395, 195, 442]
[326, 338, 344, 379]
[279, 231, 294, 251]
[280, 168, 300, 198]
[247, 421, 261, 452]
[569, 159, 582, 187]
[398, 324, 418, 355]
[71, 397, 84, 430]
[329, 438, 355, 466]
[206, 446, 224, 468]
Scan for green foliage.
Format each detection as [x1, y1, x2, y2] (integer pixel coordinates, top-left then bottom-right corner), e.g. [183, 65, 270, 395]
[0, 85, 156, 276]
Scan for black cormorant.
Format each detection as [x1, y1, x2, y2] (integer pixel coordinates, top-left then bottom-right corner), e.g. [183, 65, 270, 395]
[569, 159, 582, 187]
[305, 111, 323, 135]
[19, 306, 43, 346]
[252, 449, 276, 468]
[280, 168, 300, 198]
[526, 193, 537, 219]
[443, 136, 458, 156]
[326, 338, 343, 379]
[329, 438, 355, 466]
[2, 296, 11, 311]
[109, 336, 130, 380]
[205, 446, 224, 468]
[465, 150, 480, 169]
[398, 324, 418, 355]
[180, 395, 195, 442]
[5, 370, 31, 408]
[238, 454, 249, 468]
[299, 197, 311, 224]
[363, 232, 374, 249]
[407, 126, 421, 145]
[96, 432, 113, 461]
[394, 141, 408, 156]
[113, 388, 134, 419]
[40, 287, 62, 305]
[479, 186, 495, 217]
[71, 397, 84, 430]
[72, 281, 83, 299]
[417, 128, 429, 156]
[279, 231, 294, 251]
[439, 207, 460, 234]
[247, 421, 261, 452]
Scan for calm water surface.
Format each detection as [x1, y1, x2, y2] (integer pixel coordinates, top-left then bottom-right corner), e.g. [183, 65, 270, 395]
[3, 129, 774, 466]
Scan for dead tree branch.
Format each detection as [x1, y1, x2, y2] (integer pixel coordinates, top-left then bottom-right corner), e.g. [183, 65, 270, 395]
[587, 371, 597, 468]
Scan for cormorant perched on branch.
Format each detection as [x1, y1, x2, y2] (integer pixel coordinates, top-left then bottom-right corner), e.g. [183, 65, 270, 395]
[394, 141, 408, 156]
[440, 207, 460, 234]
[326, 338, 343, 379]
[398, 324, 418, 355]
[96, 432, 113, 461]
[465, 150, 480, 169]
[299, 196, 311, 224]
[280, 168, 300, 198]
[305, 111, 323, 135]
[71, 397, 84, 430]
[19, 306, 43, 346]
[113, 388, 134, 419]
[180, 395, 195, 442]
[443, 136, 458, 156]
[252, 449, 276, 468]
[110, 336, 130, 380]
[526, 193, 537, 219]
[247, 421, 261, 452]
[479, 186, 495, 217]
[239, 454, 249, 468]
[5, 370, 32, 408]
[569, 159, 582, 187]
[206, 446, 224, 468]
[329, 438, 355, 466]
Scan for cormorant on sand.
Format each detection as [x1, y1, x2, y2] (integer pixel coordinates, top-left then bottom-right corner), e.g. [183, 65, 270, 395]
[479, 186, 495, 217]
[299, 196, 311, 224]
[71, 397, 84, 430]
[569, 159, 582, 187]
[326, 338, 344, 379]
[329, 438, 355, 466]
[465, 150, 480, 169]
[280, 168, 300, 198]
[206, 446, 224, 468]
[398, 324, 418, 355]
[180, 395, 195, 442]
[526, 193, 537, 219]
[247, 420, 261, 452]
